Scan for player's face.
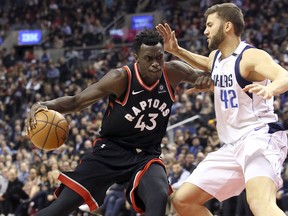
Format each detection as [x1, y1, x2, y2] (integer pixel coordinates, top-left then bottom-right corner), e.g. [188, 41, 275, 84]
[135, 43, 165, 86]
[204, 13, 225, 50]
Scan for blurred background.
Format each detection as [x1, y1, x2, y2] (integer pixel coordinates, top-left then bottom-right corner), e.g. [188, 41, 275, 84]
[0, 0, 287, 215]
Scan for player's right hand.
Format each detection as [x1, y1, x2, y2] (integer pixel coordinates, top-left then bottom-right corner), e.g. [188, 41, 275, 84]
[25, 102, 48, 134]
[156, 23, 179, 54]
[186, 74, 214, 94]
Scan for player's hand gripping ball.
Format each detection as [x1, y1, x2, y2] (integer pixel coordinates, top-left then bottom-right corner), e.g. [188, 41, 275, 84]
[28, 109, 69, 151]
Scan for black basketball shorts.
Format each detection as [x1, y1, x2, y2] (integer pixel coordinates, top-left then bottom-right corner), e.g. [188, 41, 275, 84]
[54, 138, 171, 213]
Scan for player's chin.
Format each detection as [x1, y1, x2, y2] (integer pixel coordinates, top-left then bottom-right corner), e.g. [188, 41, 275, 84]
[150, 71, 161, 80]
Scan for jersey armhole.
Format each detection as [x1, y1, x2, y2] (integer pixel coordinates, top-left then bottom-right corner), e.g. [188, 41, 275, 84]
[211, 50, 220, 77]
[163, 63, 175, 102]
[235, 45, 253, 99]
[115, 66, 131, 106]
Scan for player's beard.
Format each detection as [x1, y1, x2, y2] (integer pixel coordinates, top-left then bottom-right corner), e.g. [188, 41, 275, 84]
[208, 25, 225, 50]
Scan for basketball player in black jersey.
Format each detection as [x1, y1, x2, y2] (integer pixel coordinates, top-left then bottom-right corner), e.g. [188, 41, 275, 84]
[25, 29, 211, 216]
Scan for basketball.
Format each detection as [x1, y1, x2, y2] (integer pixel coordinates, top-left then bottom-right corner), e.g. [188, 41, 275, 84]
[29, 109, 69, 151]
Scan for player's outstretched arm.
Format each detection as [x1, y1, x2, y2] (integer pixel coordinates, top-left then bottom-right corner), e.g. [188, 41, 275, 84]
[156, 23, 210, 71]
[26, 68, 127, 130]
[242, 48, 288, 99]
[36, 69, 126, 112]
[166, 60, 212, 93]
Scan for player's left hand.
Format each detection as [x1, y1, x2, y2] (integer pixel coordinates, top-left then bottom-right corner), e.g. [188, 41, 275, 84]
[243, 84, 274, 99]
[156, 23, 179, 54]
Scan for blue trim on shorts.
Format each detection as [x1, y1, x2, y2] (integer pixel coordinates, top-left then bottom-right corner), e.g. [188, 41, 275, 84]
[268, 122, 285, 134]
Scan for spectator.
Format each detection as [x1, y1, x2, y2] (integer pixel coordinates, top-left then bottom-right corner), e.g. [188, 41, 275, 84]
[2, 48, 19, 68]
[183, 152, 196, 173]
[175, 134, 189, 157]
[0, 168, 8, 213]
[0, 168, 29, 215]
[167, 161, 190, 216]
[189, 136, 203, 158]
[207, 129, 221, 149]
[22, 167, 40, 200]
[17, 161, 30, 184]
[45, 61, 60, 84]
[101, 183, 128, 216]
[168, 162, 190, 190]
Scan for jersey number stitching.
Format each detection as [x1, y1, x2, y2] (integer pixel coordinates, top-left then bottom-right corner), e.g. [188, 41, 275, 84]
[220, 89, 238, 109]
[135, 113, 158, 131]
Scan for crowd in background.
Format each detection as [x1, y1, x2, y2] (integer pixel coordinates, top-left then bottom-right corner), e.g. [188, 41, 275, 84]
[0, 0, 288, 215]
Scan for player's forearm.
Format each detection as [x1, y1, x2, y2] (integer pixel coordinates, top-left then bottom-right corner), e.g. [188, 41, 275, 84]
[173, 47, 209, 71]
[269, 76, 288, 96]
[37, 96, 81, 113]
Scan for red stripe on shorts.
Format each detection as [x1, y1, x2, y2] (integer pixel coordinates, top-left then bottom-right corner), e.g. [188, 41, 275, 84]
[57, 173, 99, 211]
[129, 158, 173, 213]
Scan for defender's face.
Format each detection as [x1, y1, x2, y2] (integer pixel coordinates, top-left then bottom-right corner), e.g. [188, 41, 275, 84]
[204, 13, 225, 50]
[135, 43, 165, 86]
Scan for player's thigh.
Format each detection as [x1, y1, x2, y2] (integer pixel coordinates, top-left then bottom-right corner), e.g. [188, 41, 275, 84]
[137, 162, 169, 196]
[185, 147, 245, 201]
[242, 129, 287, 190]
[173, 182, 213, 205]
[246, 176, 278, 203]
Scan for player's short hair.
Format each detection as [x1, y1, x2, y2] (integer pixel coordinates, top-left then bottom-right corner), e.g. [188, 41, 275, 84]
[133, 29, 163, 54]
[205, 3, 244, 36]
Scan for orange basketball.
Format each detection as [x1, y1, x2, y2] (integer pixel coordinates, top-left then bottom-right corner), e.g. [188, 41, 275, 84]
[29, 109, 69, 151]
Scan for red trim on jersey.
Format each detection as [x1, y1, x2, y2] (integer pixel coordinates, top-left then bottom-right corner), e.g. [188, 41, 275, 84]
[107, 102, 114, 117]
[93, 138, 103, 146]
[56, 173, 99, 211]
[129, 158, 173, 213]
[162, 64, 175, 102]
[115, 66, 131, 105]
[54, 185, 61, 197]
[109, 101, 114, 108]
[134, 63, 159, 91]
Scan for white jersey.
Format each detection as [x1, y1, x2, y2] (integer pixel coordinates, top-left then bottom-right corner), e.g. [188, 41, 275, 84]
[211, 42, 278, 144]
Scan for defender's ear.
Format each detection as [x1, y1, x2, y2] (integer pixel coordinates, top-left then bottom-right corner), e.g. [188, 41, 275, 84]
[225, 21, 233, 33]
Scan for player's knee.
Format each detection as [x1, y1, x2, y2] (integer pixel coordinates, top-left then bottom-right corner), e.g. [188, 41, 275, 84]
[172, 190, 200, 213]
[246, 193, 268, 213]
[172, 191, 190, 211]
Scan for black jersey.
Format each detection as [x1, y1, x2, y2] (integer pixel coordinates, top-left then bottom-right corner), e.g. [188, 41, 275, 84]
[99, 63, 175, 154]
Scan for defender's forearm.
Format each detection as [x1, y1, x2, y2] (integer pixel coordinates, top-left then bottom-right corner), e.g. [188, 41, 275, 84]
[174, 47, 209, 71]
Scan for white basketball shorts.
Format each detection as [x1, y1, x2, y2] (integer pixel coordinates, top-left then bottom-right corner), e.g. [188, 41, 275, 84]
[184, 124, 288, 201]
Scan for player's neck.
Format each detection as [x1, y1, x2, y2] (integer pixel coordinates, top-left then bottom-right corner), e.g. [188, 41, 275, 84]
[218, 37, 241, 60]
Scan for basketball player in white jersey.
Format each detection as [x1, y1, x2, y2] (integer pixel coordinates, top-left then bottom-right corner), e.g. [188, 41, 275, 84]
[156, 3, 288, 216]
